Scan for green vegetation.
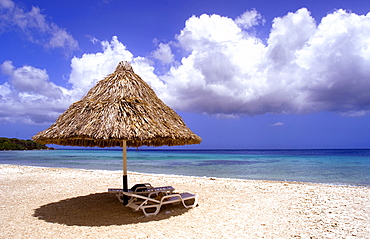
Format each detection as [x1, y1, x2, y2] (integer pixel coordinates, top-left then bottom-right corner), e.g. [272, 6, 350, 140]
[0, 137, 54, 150]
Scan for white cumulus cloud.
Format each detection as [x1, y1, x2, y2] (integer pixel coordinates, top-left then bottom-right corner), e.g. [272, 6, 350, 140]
[2, 8, 370, 124]
[158, 8, 370, 117]
[0, 0, 78, 53]
[152, 43, 174, 64]
[269, 122, 284, 127]
[0, 61, 69, 123]
[68, 36, 134, 100]
[235, 9, 264, 29]
[1, 60, 63, 98]
[0, 36, 165, 124]
[68, 36, 165, 101]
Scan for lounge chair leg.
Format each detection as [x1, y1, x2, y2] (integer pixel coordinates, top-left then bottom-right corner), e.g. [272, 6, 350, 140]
[123, 175, 129, 205]
[142, 205, 161, 217]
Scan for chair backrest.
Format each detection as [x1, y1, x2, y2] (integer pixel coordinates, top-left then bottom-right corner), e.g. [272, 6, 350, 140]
[131, 183, 152, 192]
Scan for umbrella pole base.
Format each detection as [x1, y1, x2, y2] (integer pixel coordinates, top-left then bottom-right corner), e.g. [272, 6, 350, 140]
[123, 175, 128, 205]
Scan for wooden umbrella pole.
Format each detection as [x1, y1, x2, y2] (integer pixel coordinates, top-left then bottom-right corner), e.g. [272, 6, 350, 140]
[123, 140, 128, 205]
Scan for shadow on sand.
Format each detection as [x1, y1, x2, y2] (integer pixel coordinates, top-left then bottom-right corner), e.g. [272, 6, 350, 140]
[33, 192, 190, 226]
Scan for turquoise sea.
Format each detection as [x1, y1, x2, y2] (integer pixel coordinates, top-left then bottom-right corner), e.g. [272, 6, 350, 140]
[1, 149, 370, 187]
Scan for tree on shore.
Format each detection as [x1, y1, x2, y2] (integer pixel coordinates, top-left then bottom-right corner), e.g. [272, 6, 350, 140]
[0, 137, 54, 150]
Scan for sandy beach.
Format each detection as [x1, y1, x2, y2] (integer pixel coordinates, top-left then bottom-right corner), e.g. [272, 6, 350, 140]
[0, 164, 369, 238]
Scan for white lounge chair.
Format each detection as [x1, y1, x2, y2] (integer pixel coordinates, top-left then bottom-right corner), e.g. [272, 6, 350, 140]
[108, 184, 175, 203]
[121, 191, 199, 217]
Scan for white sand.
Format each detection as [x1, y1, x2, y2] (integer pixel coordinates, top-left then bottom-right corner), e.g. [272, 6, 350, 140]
[0, 164, 369, 238]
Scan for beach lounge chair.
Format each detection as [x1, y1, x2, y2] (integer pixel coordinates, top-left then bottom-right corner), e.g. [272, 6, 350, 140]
[108, 184, 175, 203]
[121, 191, 199, 217]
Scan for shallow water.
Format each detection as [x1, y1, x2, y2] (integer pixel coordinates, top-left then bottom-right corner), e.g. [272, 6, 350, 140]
[1, 149, 370, 186]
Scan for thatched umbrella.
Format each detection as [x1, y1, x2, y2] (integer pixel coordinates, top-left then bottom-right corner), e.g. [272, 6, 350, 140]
[33, 61, 202, 203]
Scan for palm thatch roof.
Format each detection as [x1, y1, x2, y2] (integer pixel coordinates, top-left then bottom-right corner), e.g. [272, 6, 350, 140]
[32, 61, 202, 148]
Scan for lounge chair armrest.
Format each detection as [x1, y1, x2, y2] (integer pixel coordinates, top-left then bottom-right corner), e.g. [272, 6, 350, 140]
[160, 193, 181, 202]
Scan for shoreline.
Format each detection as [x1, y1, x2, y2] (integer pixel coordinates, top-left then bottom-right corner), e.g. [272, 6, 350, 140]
[1, 164, 370, 238]
[2, 163, 369, 189]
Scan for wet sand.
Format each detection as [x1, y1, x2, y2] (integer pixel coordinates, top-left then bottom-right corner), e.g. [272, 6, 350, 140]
[0, 164, 369, 238]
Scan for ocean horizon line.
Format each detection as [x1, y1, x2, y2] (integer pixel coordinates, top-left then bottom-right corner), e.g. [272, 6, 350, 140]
[49, 147, 370, 151]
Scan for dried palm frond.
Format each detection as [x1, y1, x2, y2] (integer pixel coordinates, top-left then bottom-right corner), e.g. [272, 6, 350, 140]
[33, 61, 202, 148]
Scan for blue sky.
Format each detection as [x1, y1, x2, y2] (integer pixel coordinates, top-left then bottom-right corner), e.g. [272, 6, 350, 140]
[1, 0, 370, 149]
